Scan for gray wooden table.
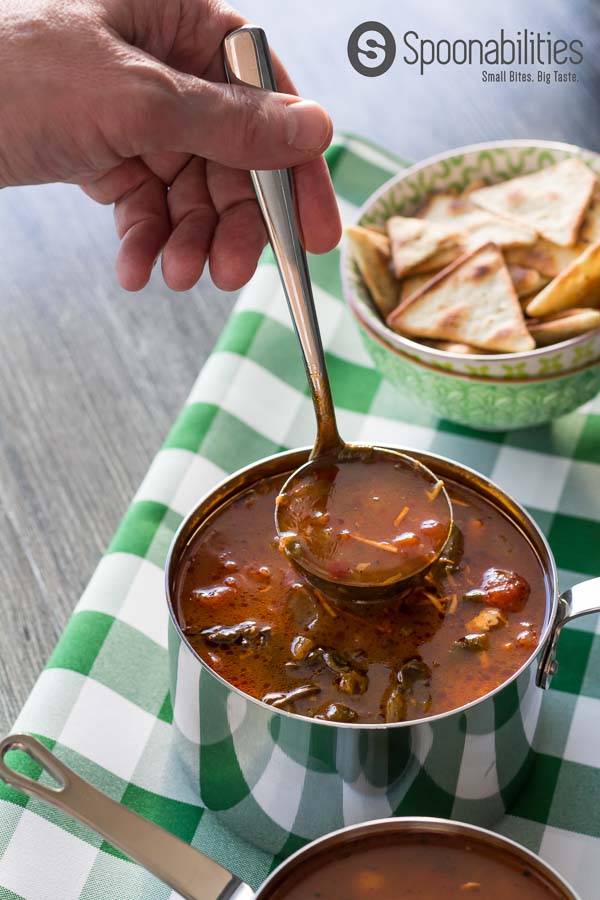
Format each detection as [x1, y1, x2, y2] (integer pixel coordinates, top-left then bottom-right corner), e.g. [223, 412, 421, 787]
[1, 0, 599, 734]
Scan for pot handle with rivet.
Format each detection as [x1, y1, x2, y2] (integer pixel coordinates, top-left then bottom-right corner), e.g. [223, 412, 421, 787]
[537, 577, 600, 689]
[0, 734, 245, 900]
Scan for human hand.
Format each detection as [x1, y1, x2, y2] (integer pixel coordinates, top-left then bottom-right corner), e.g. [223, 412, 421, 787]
[0, 0, 340, 291]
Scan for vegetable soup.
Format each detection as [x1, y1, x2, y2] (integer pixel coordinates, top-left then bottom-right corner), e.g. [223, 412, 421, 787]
[175, 471, 547, 724]
[268, 831, 568, 899]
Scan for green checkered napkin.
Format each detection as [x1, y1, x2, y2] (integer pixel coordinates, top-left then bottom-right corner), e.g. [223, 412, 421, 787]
[0, 136, 599, 900]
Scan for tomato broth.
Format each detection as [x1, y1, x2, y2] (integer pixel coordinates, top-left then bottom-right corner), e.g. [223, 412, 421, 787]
[175, 472, 547, 724]
[267, 831, 567, 899]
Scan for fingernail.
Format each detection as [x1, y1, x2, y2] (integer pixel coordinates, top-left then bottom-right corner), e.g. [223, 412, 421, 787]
[286, 100, 331, 152]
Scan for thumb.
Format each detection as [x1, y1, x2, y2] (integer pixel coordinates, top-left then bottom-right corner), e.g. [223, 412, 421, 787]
[116, 69, 333, 170]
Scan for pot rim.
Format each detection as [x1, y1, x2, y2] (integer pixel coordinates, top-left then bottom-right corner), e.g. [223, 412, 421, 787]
[340, 137, 600, 367]
[165, 445, 559, 731]
[256, 815, 580, 899]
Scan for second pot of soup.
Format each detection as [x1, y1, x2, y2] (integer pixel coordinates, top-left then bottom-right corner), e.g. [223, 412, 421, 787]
[166, 447, 599, 854]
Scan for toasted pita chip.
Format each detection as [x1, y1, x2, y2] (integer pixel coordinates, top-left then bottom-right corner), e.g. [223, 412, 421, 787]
[386, 216, 460, 277]
[387, 243, 535, 353]
[505, 240, 587, 279]
[507, 264, 551, 298]
[399, 272, 442, 303]
[462, 178, 488, 195]
[362, 222, 387, 235]
[419, 193, 536, 249]
[423, 340, 492, 355]
[580, 185, 600, 244]
[525, 241, 600, 316]
[346, 226, 399, 318]
[518, 181, 600, 263]
[528, 308, 600, 346]
[519, 293, 538, 311]
[469, 158, 596, 246]
[407, 244, 465, 274]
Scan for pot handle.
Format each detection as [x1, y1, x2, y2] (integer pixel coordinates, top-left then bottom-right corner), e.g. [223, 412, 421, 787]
[537, 577, 600, 689]
[0, 735, 244, 900]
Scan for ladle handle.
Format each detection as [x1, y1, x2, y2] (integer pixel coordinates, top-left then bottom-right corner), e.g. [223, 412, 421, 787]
[223, 26, 343, 457]
[0, 734, 242, 900]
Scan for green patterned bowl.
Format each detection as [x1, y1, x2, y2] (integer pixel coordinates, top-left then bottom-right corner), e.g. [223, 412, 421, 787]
[342, 140, 600, 384]
[358, 313, 600, 431]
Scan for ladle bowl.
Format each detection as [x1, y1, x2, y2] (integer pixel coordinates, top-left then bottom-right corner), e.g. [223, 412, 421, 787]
[275, 444, 453, 601]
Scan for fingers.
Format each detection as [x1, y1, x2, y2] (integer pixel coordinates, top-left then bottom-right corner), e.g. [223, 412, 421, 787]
[161, 157, 218, 291]
[81, 158, 150, 205]
[207, 161, 267, 291]
[210, 199, 267, 291]
[116, 60, 333, 171]
[82, 152, 339, 296]
[81, 158, 171, 290]
[206, 151, 340, 291]
[140, 150, 191, 185]
[113, 170, 171, 291]
[295, 156, 342, 254]
[201, 38, 339, 254]
[188, 34, 340, 257]
[82, 155, 207, 291]
[84, 32, 338, 292]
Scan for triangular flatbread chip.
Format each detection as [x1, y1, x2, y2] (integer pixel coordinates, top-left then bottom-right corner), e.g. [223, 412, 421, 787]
[462, 178, 488, 195]
[519, 294, 537, 311]
[420, 193, 536, 249]
[423, 340, 492, 355]
[386, 216, 460, 277]
[470, 158, 596, 246]
[399, 272, 441, 303]
[505, 240, 587, 279]
[528, 308, 600, 346]
[580, 184, 600, 244]
[387, 243, 535, 353]
[407, 244, 465, 274]
[526, 241, 600, 316]
[507, 264, 550, 298]
[346, 225, 399, 318]
[360, 222, 387, 235]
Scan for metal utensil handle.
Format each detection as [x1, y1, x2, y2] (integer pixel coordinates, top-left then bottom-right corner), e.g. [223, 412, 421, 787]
[0, 735, 241, 900]
[223, 26, 342, 458]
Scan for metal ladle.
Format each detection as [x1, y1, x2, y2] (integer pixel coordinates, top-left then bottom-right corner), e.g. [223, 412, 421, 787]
[223, 27, 452, 601]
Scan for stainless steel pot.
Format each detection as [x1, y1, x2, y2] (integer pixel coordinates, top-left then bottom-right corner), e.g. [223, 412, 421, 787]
[0, 737, 580, 900]
[166, 446, 600, 855]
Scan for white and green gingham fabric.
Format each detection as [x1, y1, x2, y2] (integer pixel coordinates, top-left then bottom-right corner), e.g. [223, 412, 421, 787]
[0, 136, 599, 900]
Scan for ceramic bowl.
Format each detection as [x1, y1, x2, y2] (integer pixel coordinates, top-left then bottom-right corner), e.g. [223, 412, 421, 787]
[341, 140, 600, 394]
[358, 311, 600, 431]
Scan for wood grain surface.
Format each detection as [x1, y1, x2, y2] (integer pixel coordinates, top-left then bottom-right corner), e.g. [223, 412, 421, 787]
[1, 0, 598, 734]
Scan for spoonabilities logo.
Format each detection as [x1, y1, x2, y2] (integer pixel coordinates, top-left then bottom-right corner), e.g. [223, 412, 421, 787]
[347, 21, 397, 77]
[347, 22, 583, 80]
